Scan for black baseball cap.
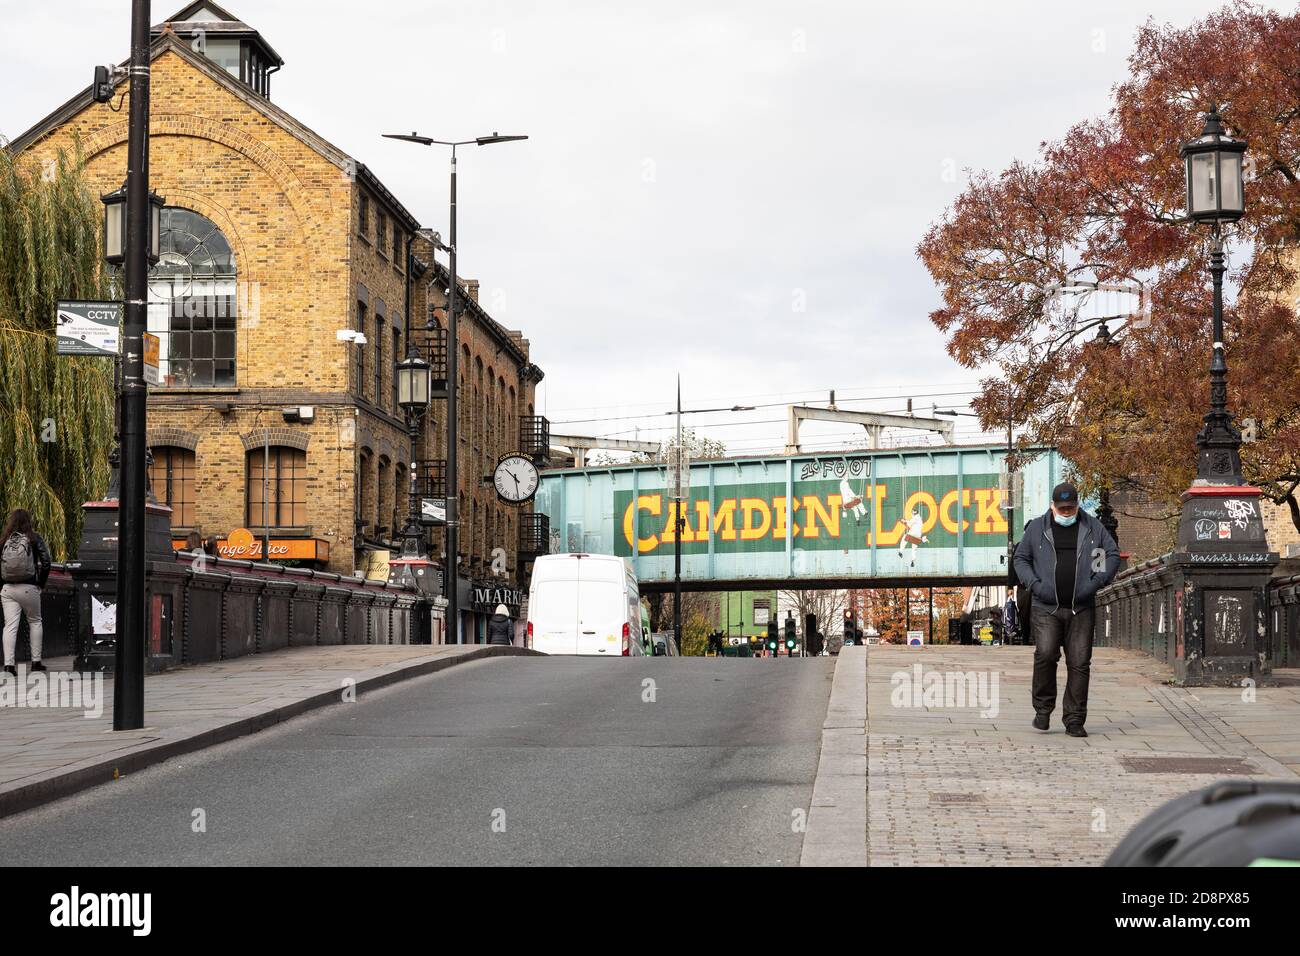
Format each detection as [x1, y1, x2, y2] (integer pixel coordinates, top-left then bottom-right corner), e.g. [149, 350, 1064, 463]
[1052, 482, 1079, 506]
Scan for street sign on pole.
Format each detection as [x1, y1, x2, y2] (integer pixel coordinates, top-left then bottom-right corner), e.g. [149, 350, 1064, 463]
[907, 630, 925, 646]
[666, 440, 690, 501]
[55, 300, 120, 356]
[142, 331, 160, 385]
[421, 497, 447, 525]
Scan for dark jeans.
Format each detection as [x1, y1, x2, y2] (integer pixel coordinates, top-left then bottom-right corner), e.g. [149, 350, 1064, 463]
[1031, 604, 1095, 727]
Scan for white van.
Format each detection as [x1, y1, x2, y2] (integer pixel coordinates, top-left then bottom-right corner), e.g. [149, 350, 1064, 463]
[527, 554, 646, 656]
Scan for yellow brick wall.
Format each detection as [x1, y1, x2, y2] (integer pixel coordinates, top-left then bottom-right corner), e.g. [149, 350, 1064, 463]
[18, 42, 538, 581]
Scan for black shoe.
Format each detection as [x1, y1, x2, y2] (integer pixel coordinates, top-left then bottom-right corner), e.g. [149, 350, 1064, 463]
[30, 661, 46, 672]
[1066, 724, 1088, 738]
[2, 665, 15, 678]
[1032, 713, 1049, 732]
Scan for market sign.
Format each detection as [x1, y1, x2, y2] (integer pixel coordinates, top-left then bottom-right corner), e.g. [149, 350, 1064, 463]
[55, 300, 120, 356]
[472, 584, 523, 611]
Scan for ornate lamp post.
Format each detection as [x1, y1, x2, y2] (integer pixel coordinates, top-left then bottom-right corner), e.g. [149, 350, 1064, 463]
[1164, 106, 1275, 685]
[1179, 107, 1248, 483]
[396, 350, 432, 558]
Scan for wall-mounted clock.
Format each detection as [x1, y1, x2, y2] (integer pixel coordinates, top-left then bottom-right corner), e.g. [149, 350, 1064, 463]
[494, 454, 540, 504]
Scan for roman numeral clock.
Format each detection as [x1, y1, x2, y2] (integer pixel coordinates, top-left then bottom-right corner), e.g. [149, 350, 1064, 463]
[493, 453, 540, 504]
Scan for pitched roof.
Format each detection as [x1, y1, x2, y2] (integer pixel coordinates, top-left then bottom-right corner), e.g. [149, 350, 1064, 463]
[5, 31, 417, 230]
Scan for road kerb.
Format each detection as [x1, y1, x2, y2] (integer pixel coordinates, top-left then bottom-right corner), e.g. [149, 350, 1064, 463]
[801, 646, 867, 867]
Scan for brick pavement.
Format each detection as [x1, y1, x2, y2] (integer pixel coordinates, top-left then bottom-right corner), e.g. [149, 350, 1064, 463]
[866, 645, 1300, 866]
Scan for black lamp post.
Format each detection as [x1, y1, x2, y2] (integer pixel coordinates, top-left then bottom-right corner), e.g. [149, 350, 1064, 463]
[381, 131, 527, 644]
[396, 350, 432, 558]
[1179, 106, 1247, 484]
[101, 182, 163, 268]
[105, 0, 157, 731]
[101, 183, 164, 502]
[1159, 106, 1273, 686]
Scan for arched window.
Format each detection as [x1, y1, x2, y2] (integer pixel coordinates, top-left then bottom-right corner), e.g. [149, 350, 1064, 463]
[148, 208, 237, 387]
[377, 455, 392, 539]
[247, 447, 307, 528]
[149, 446, 195, 527]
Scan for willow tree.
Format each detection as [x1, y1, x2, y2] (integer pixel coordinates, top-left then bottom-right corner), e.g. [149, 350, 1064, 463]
[0, 146, 114, 560]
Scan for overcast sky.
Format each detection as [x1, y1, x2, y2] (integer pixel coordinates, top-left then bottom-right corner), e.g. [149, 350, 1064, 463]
[2, 0, 1287, 458]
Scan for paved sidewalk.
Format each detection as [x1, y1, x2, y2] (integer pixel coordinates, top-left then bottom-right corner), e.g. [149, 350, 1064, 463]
[867, 646, 1300, 866]
[0, 644, 538, 818]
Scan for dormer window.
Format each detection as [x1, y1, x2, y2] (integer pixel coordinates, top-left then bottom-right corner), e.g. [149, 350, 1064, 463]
[155, 2, 283, 99]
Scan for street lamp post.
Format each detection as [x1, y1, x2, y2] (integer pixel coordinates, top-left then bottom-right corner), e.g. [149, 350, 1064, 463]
[1179, 107, 1248, 483]
[662, 389, 756, 651]
[396, 351, 433, 558]
[1161, 106, 1274, 685]
[108, 0, 156, 731]
[382, 132, 526, 644]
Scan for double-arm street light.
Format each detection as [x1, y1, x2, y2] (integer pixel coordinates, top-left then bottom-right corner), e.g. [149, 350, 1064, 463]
[382, 132, 526, 643]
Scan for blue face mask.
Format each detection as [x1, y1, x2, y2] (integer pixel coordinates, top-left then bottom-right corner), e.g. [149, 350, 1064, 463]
[1053, 511, 1077, 527]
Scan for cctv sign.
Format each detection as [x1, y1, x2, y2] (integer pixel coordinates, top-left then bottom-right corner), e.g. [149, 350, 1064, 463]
[55, 301, 120, 356]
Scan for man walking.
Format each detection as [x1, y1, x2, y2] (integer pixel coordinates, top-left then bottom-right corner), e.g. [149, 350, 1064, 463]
[1012, 482, 1120, 737]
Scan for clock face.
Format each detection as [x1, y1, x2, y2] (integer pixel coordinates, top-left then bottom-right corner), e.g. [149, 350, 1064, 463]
[494, 455, 540, 504]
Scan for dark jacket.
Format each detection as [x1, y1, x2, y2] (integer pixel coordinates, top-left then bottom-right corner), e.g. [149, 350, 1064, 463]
[486, 613, 513, 646]
[3, 532, 52, 588]
[1013, 508, 1120, 613]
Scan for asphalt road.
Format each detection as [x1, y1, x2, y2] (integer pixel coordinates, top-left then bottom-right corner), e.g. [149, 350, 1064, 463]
[0, 655, 835, 866]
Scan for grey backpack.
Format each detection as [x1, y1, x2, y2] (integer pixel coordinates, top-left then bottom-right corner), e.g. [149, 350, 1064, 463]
[1, 533, 35, 583]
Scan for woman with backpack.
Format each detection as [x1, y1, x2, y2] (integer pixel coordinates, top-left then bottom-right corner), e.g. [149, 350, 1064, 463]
[1, 509, 53, 677]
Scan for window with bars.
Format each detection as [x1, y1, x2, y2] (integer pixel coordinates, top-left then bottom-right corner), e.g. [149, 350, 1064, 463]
[148, 446, 195, 527]
[246, 447, 308, 528]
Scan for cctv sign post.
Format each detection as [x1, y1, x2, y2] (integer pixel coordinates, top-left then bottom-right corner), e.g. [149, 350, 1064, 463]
[55, 300, 120, 356]
[421, 497, 447, 526]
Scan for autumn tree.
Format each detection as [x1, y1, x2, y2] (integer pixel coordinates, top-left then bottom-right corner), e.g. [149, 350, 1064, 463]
[918, 2, 1300, 531]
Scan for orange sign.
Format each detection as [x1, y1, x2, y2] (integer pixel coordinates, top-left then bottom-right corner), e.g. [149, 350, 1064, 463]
[142, 332, 160, 386]
[171, 527, 329, 562]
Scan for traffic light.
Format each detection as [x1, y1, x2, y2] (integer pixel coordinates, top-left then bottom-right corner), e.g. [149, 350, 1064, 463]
[767, 620, 778, 652]
[805, 612, 820, 656]
[784, 614, 797, 655]
[843, 608, 857, 646]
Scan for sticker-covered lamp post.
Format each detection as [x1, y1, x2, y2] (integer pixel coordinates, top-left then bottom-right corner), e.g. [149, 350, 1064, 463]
[1165, 107, 1276, 684]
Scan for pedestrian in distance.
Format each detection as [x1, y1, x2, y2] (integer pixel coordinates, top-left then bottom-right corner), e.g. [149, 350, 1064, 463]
[1, 508, 53, 677]
[487, 603, 514, 646]
[1012, 482, 1120, 738]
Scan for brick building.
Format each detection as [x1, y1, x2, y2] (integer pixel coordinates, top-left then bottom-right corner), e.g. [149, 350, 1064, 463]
[10, 2, 544, 641]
